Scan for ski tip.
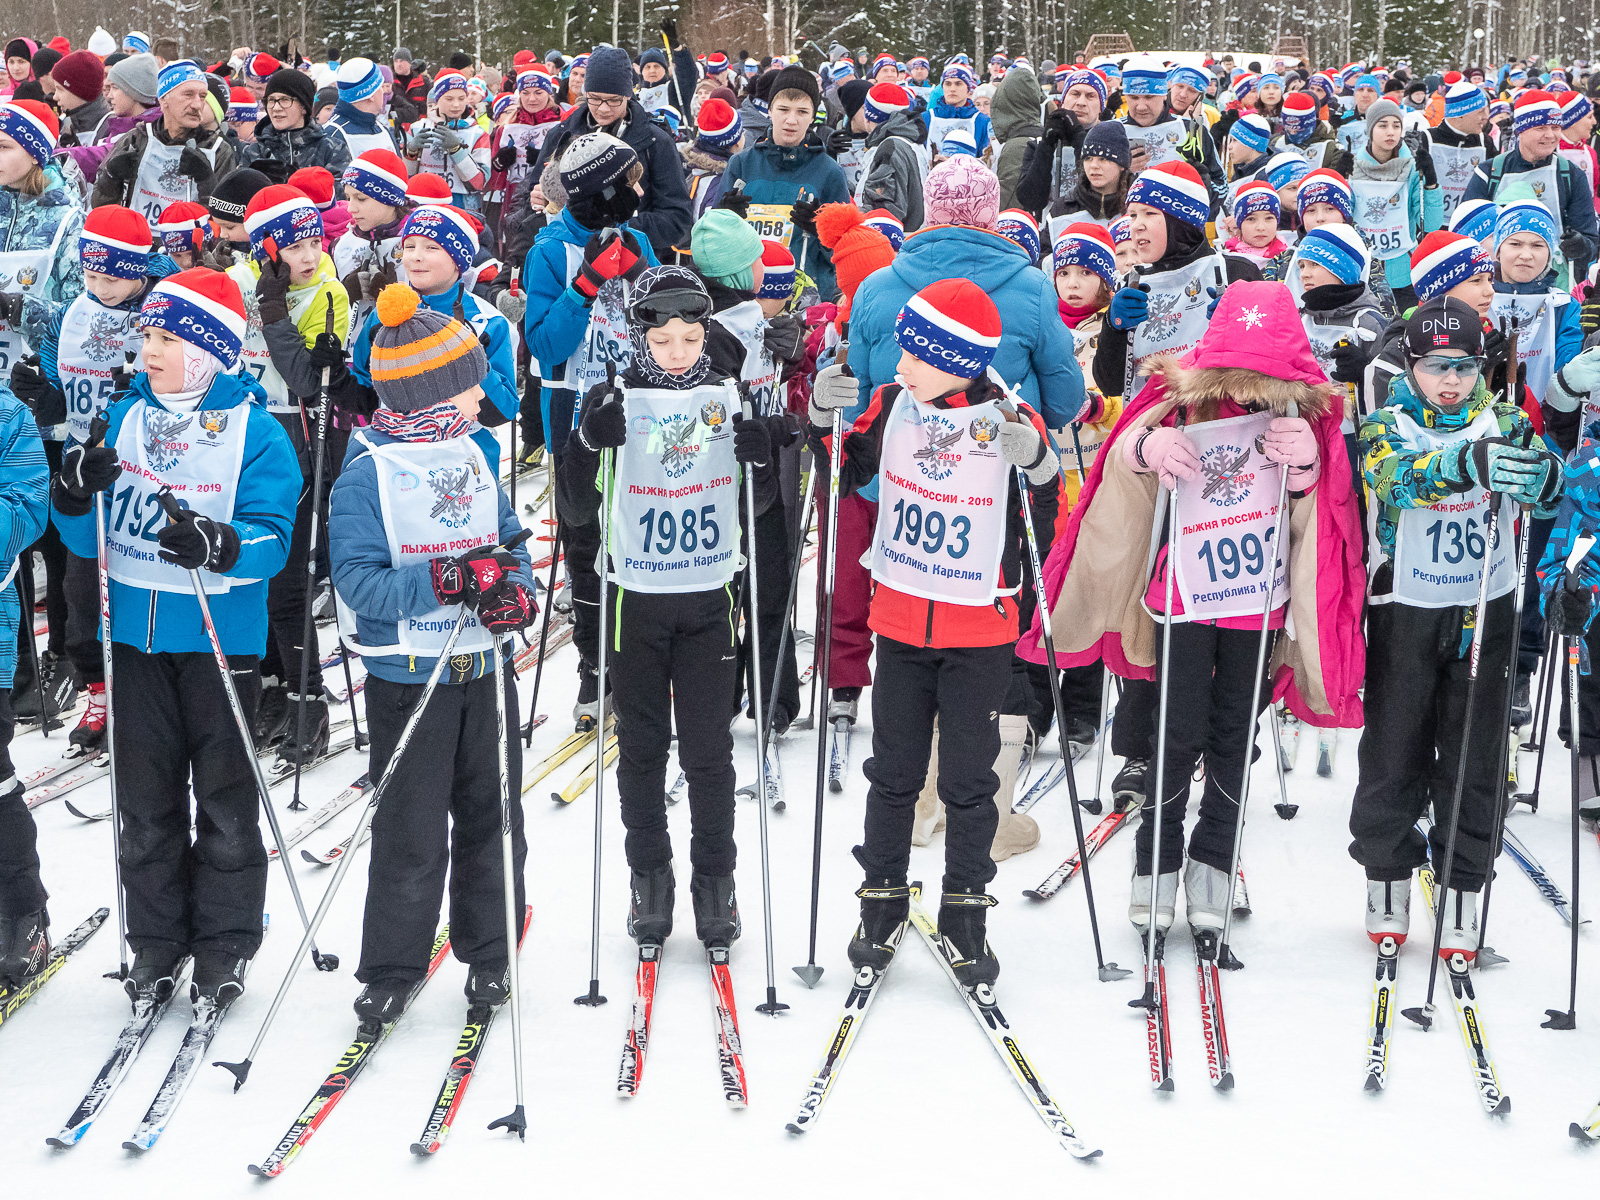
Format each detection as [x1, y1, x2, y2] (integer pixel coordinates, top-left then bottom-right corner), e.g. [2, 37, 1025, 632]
[1022, 889, 1046, 902]
[45, 1134, 76, 1150]
[792, 964, 824, 988]
[1492, 1096, 1511, 1116]
[246, 1163, 276, 1178]
[1571, 1121, 1597, 1141]
[1098, 964, 1133, 982]
[785, 1122, 807, 1136]
[1072, 1146, 1105, 1161]
[487, 1105, 528, 1139]
[409, 1141, 437, 1156]
[1363, 1074, 1383, 1093]
[214, 1057, 252, 1091]
[1215, 1072, 1235, 1091]
[122, 1139, 149, 1154]
[771, 800, 786, 812]
[828, 780, 843, 794]
[1155, 1078, 1175, 1093]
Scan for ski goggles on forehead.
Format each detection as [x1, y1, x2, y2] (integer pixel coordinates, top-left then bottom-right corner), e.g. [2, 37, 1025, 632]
[629, 288, 713, 328]
[1413, 354, 1485, 379]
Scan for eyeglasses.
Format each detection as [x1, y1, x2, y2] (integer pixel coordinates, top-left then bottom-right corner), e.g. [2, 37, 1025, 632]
[587, 93, 628, 110]
[630, 288, 713, 328]
[1413, 354, 1485, 379]
[264, 96, 299, 108]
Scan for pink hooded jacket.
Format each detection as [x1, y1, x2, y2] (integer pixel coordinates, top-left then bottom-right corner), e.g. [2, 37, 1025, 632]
[1019, 281, 1367, 728]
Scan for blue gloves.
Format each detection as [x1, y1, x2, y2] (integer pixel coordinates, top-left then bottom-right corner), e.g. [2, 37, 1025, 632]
[1206, 286, 1223, 319]
[1107, 284, 1150, 331]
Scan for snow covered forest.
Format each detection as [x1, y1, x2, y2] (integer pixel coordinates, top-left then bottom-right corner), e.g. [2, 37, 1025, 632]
[0, 0, 1593, 76]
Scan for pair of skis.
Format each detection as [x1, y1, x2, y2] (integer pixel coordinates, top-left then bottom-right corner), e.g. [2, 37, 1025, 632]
[1276, 709, 1338, 778]
[1139, 909, 1246, 1093]
[786, 885, 1099, 1157]
[617, 942, 748, 1106]
[827, 718, 853, 793]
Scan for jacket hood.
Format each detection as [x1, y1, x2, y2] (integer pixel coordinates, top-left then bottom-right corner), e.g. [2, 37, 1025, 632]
[990, 69, 1043, 141]
[750, 126, 831, 165]
[331, 100, 383, 132]
[891, 224, 1031, 293]
[1494, 273, 1559, 295]
[867, 109, 928, 148]
[679, 142, 730, 173]
[130, 364, 265, 411]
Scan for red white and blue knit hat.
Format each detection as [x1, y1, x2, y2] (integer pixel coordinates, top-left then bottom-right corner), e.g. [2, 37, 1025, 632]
[1296, 224, 1370, 285]
[1281, 91, 1318, 140]
[80, 205, 152, 279]
[155, 200, 208, 258]
[516, 66, 555, 94]
[336, 57, 383, 103]
[430, 70, 468, 102]
[1108, 215, 1132, 245]
[289, 167, 336, 210]
[1230, 112, 1273, 156]
[1559, 89, 1593, 129]
[757, 240, 795, 300]
[1052, 221, 1117, 288]
[1122, 61, 1167, 95]
[400, 204, 479, 273]
[942, 62, 979, 91]
[696, 97, 742, 151]
[705, 52, 729, 73]
[244, 185, 323, 261]
[871, 53, 897, 75]
[1126, 160, 1211, 230]
[0, 100, 56, 166]
[227, 86, 258, 123]
[1449, 197, 1497, 245]
[863, 82, 911, 123]
[1062, 68, 1107, 105]
[1296, 168, 1353, 222]
[894, 278, 1002, 378]
[1410, 230, 1493, 302]
[1513, 88, 1561, 133]
[244, 52, 280, 81]
[491, 92, 515, 119]
[1495, 197, 1558, 250]
[862, 208, 904, 249]
[908, 57, 929, 71]
[342, 149, 410, 208]
[1233, 181, 1280, 224]
[995, 208, 1040, 265]
[139, 268, 248, 369]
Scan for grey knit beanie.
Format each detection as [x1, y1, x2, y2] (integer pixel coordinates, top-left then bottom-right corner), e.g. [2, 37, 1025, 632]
[108, 52, 159, 106]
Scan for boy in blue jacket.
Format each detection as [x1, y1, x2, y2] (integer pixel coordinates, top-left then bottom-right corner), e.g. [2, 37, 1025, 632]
[50, 267, 299, 1006]
[329, 283, 536, 1021]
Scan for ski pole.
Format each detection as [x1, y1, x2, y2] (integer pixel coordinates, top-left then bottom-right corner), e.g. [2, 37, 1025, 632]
[749, 469, 818, 794]
[575, 366, 616, 1009]
[1090, 667, 1112, 813]
[1120, 267, 1141, 406]
[289, 300, 337, 816]
[738, 383, 789, 1016]
[485, 632, 528, 1136]
[1132, 413, 1185, 1014]
[151, 488, 336, 974]
[1513, 624, 1561, 810]
[996, 386, 1126, 982]
[90, 413, 128, 979]
[1269, 703, 1297, 819]
[523, 522, 562, 747]
[794, 350, 848, 989]
[1217, 403, 1296, 972]
[215, 528, 529, 1089]
[1544, 615, 1585, 1029]
[1402, 498, 1504, 1030]
[1476, 497, 1536, 967]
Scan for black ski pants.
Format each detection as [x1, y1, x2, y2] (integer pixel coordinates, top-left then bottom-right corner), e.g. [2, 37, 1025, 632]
[261, 468, 322, 695]
[113, 645, 266, 958]
[1113, 674, 1158, 759]
[737, 500, 800, 731]
[609, 584, 739, 875]
[63, 551, 101, 684]
[0, 691, 41, 914]
[1349, 595, 1515, 893]
[859, 636, 1011, 891]
[1136, 622, 1271, 876]
[358, 667, 526, 983]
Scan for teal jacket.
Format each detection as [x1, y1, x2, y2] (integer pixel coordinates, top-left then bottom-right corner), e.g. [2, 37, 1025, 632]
[724, 128, 851, 299]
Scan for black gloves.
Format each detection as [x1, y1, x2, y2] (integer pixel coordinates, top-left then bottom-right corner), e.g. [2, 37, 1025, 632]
[255, 253, 293, 326]
[1043, 107, 1081, 150]
[1328, 338, 1369, 385]
[329, 371, 379, 419]
[111, 350, 138, 398]
[59, 440, 121, 498]
[10, 355, 64, 426]
[1550, 571, 1595, 638]
[790, 197, 819, 238]
[0, 291, 22, 326]
[157, 508, 241, 573]
[1582, 294, 1600, 336]
[732, 411, 771, 465]
[827, 127, 855, 156]
[177, 142, 213, 185]
[763, 312, 806, 362]
[1562, 230, 1591, 266]
[1482, 325, 1509, 370]
[579, 383, 627, 450]
[308, 330, 346, 372]
[104, 151, 138, 185]
[660, 16, 679, 42]
[492, 143, 518, 172]
[1403, 131, 1436, 187]
[716, 184, 751, 218]
[1326, 148, 1355, 179]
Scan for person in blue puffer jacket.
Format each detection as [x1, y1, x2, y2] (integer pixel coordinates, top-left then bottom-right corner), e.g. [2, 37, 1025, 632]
[328, 283, 536, 1024]
[49, 267, 298, 1009]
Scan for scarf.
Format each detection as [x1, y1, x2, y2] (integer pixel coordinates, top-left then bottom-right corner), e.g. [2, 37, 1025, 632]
[370, 400, 476, 442]
[1057, 299, 1101, 328]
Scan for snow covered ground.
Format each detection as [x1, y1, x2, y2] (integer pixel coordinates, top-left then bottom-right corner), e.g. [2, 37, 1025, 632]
[7, 455, 1600, 1196]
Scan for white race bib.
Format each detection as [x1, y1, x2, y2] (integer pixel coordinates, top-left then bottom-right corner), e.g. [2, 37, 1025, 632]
[132, 135, 213, 224]
[229, 261, 331, 414]
[555, 243, 630, 407]
[1352, 177, 1415, 260]
[1128, 117, 1188, 168]
[1431, 142, 1485, 221]
[715, 299, 778, 417]
[1488, 290, 1563, 405]
[1130, 254, 1223, 374]
[57, 293, 142, 445]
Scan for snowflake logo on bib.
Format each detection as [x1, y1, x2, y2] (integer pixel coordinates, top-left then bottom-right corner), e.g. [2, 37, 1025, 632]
[1198, 441, 1257, 507]
[1144, 290, 1184, 341]
[912, 413, 963, 481]
[1443, 155, 1475, 186]
[1140, 130, 1166, 160]
[655, 414, 702, 480]
[428, 464, 474, 529]
[1307, 330, 1340, 370]
[157, 156, 188, 196]
[1361, 189, 1400, 224]
[143, 411, 193, 472]
[83, 311, 128, 363]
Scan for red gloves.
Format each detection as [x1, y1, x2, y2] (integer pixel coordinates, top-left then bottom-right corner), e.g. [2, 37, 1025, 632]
[477, 580, 537, 633]
[573, 230, 646, 301]
[429, 549, 519, 606]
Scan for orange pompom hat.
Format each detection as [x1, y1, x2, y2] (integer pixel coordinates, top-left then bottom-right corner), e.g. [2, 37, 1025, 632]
[368, 283, 488, 411]
[814, 201, 896, 314]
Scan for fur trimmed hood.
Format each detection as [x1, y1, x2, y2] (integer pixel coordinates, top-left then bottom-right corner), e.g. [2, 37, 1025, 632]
[1140, 353, 1345, 422]
[679, 142, 730, 174]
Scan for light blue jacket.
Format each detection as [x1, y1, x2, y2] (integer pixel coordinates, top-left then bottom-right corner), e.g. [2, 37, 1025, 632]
[0, 390, 48, 686]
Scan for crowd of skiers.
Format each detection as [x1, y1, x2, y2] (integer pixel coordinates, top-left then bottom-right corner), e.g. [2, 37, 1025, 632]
[1, 23, 1599, 1048]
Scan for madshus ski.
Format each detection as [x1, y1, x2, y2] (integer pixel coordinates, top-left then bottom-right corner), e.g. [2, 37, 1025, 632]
[48, 958, 195, 1148]
[409, 907, 531, 1156]
[1141, 932, 1174, 1093]
[0, 908, 109, 1031]
[249, 926, 452, 1178]
[1024, 803, 1136, 901]
[124, 917, 269, 1153]
[1193, 935, 1233, 1090]
[906, 886, 1101, 1157]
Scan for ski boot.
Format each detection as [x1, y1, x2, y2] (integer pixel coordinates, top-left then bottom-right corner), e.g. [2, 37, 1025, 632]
[516, 443, 544, 470]
[1184, 858, 1233, 957]
[0, 907, 48, 986]
[627, 865, 675, 945]
[1111, 757, 1148, 809]
[14, 650, 76, 722]
[1365, 878, 1410, 944]
[1439, 887, 1480, 962]
[275, 696, 331, 766]
[847, 878, 911, 971]
[191, 950, 249, 1007]
[690, 873, 740, 948]
[1128, 870, 1178, 934]
[1062, 716, 1097, 762]
[1511, 674, 1532, 728]
[353, 977, 414, 1027]
[253, 680, 290, 750]
[125, 946, 186, 1004]
[573, 657, 603, 732]
[937, 887, 999, 986]
[465, 961, 511, 1014]
[827, 688, 859, 725]
[69, 682, 106, 757]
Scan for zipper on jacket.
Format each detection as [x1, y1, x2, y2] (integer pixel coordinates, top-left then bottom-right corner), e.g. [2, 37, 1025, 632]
[145, 591, 156, 652]
[923, 598, 935, 648]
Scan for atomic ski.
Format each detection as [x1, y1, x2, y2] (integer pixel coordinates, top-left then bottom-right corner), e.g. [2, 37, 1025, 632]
[48, 958, 194, 1148]
[0, 907, 109, 1030]
[827, 718, 852, 793]
[786, 919, 908, 1136]
[1417, 867, 1509, 1115]
[1023, 803, 1135, 901]
[709, 946, 748, 1108]
[1363, 936, 1400, 1092]
[248, 926, 451, 1177]
[270, 774, 372, 860]
[617, 943, 662, 1098]
[409, 907, 531, 1156]
[906, 887, 1101, 1157]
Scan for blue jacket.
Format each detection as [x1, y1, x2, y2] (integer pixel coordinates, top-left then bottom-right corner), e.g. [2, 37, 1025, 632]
[0, 392, 48, 687]
[848, 224, 1085, 500]
[349, 281, 519, 426]
[1464, 145, 1599, 266]
[328, 426, 533, 684]
[521, 208, 660, 448]
[724, 129, 851, 298]
[51, 371, 298, 656]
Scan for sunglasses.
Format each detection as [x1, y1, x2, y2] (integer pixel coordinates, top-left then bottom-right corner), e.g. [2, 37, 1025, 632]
[1413, 354, 1485, 379]
[630, 288, 713, 328]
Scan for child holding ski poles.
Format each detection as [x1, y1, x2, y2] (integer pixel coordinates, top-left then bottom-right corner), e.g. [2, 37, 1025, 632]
[49, 266, 300, 1004]
[329, 282, 537, 1020]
